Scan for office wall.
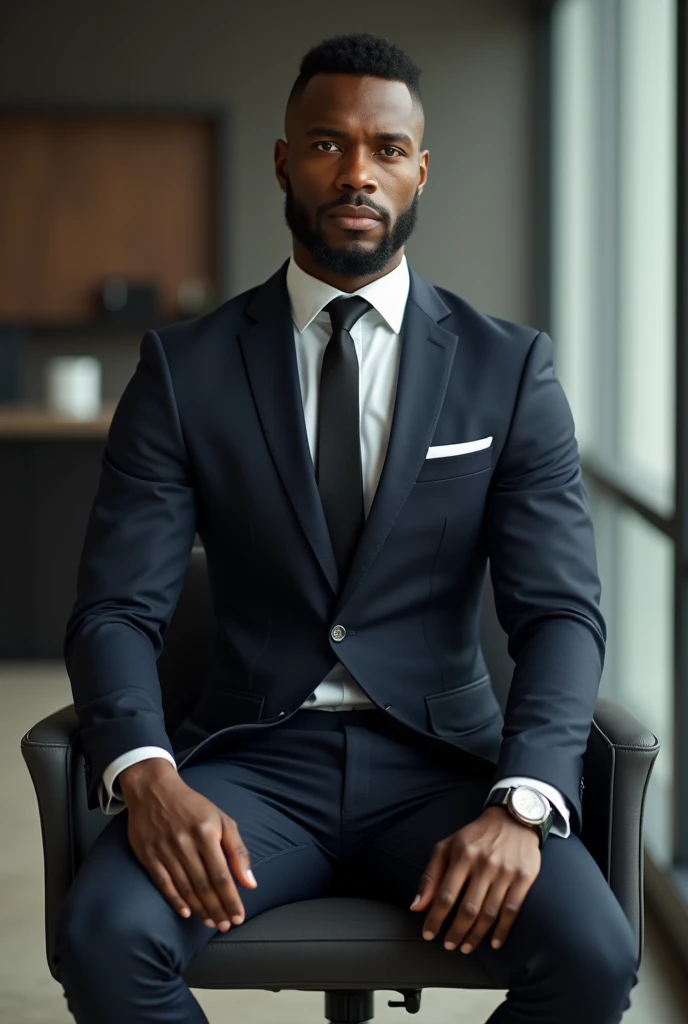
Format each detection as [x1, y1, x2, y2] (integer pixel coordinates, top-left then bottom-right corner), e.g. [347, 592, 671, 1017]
[0, 0, 540, 326]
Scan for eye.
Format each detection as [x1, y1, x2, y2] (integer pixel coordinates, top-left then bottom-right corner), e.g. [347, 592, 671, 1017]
[380, 146, 403, 158]
[314, 141, 342, 153]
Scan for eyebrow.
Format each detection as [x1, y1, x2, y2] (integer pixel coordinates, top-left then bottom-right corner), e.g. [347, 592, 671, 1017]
[305, 126, 414, 146]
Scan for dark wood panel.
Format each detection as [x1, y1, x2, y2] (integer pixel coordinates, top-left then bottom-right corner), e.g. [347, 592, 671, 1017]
[0, 439, 104, 657]
[31, 441, 104, 657]
[0, 115, 217, 322]
[0, 444, 33, 654]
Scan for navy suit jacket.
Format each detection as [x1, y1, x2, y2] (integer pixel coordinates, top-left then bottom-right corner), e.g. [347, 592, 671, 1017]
[64, 259, 606, 831]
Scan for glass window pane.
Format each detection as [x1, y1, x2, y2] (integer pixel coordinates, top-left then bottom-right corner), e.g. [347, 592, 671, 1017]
[591, 487, 675, 866]
[552, 0, 677, 518]
[617, 0, 676, 512]
[551, 0, 598, 454]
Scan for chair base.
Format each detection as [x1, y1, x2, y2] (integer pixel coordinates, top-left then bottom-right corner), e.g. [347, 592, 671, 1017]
[324, 989, 422, 1022]
[325, 991, 374, 1024]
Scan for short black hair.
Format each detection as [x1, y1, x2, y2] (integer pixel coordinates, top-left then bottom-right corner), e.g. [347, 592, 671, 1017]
[287, 32, 423, 117]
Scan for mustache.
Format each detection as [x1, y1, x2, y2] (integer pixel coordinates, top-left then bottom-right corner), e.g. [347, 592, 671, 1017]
[318, 196, 390, 222]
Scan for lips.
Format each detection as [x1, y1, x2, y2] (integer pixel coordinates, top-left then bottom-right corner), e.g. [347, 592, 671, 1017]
[328, 205, 382, 231]
[329, 205, 382, 220]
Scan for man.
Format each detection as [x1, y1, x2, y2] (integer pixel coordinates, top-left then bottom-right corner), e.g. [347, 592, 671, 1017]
[53, 32, 638, 1024]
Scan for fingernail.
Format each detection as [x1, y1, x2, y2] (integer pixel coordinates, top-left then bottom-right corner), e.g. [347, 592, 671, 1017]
[491, 938, 502, 949]
[422, 930, 435, 941]
[460, 942, 473, 954]
[180, 907, 191, 918]
[218, 920, 230, 932]
[204, 918, 215, 928]
[410, 894, 421, 908]
[246, 869, 257, 885]
[231, 914, 244, 925]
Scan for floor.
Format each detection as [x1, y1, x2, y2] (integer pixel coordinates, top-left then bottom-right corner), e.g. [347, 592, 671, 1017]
[2, 660, 688, 1024]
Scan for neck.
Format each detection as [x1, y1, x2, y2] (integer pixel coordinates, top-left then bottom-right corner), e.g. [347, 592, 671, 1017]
[291, 242, 404, 293]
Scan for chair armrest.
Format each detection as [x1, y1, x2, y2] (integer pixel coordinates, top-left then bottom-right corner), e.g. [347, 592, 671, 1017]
[20, 703, 109, 980]
[582, 696, 660, 968]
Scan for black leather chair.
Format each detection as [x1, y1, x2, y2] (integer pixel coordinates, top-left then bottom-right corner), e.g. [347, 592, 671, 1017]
[20, 545, 660, 1022]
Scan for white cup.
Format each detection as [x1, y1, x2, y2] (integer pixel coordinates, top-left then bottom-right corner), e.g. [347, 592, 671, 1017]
[45, 356, 102, 419]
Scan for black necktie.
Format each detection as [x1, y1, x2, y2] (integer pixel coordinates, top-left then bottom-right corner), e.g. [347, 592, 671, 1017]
[316, 295, 373, 581]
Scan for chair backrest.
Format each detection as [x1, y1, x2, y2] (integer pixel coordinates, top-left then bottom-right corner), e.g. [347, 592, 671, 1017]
[157, 546, 514, 733]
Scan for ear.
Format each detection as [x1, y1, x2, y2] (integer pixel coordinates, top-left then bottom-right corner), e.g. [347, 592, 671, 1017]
[418, 149, 429, 195]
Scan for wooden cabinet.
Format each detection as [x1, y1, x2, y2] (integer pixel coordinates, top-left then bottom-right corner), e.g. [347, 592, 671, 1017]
[0, 425, 107, 657]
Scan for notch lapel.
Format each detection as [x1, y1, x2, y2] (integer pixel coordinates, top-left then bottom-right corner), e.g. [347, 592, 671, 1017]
[333, 269, 458, 615]
[239, 261, 340, 594]
[238, 261, 460, 609]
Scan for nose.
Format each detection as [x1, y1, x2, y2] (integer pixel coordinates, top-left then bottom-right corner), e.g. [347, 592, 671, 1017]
[334, 145, 377, 193]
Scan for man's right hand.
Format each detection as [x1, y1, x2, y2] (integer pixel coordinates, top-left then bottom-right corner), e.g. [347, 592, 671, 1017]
[118, 758, 257, 931]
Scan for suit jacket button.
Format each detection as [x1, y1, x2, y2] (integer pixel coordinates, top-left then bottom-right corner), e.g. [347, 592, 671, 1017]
[331, 625, 347, 642]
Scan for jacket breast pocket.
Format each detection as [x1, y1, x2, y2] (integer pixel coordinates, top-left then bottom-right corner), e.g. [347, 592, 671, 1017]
[425, 675, 503, 737]
[416, 444, 493, 483]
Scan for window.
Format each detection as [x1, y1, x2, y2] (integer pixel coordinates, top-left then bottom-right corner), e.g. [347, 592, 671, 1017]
[551, 0, 682, 880]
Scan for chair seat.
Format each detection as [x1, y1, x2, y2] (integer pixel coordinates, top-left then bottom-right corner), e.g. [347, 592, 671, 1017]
[183, 897, 495, 990]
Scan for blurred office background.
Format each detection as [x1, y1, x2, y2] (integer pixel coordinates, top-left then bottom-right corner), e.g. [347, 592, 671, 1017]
[1, 0, 687, 1020]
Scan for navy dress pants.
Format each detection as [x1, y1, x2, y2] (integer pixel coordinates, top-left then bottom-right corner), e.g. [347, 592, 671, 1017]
[52, 708, 639, 1023]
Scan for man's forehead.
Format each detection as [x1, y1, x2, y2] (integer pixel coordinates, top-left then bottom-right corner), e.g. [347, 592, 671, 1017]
[291, 74, 421, 137]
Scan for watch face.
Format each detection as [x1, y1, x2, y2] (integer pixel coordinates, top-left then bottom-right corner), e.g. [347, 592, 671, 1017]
[510, 787, 547, 822]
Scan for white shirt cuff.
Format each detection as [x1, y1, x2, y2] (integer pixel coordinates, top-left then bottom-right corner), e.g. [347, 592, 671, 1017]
[98, 746, 177, 815]
[486, 776, 571, 838]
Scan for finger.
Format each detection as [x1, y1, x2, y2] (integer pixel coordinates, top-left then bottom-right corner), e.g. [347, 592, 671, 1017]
[410, 842, 449, 912]
[146, 856, 193, 919]
[157, 847, 216, 929]
[198, 828, 246, 925]
[450, 875, 511, 953]
[441, 865, 495, 950]
[221, 815, 257, 892]
[173, 835, 233, 929]
[422, 857, 472, 940]
[490, 873, 534, 950]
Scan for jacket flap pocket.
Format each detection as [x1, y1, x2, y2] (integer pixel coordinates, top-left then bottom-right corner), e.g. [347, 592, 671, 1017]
[208, 684, 265, 726]
[425, 675, 502, 736]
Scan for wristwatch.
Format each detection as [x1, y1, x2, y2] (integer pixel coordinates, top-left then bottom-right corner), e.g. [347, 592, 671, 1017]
[484, 786, 554, 847]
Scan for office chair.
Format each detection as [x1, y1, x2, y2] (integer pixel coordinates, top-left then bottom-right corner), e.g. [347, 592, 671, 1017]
[21, 545, 660, 1022]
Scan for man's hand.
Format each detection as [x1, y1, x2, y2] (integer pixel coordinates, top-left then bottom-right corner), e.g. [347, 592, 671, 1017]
[118, 759, 257, 931]
[409, 805, 541, 954]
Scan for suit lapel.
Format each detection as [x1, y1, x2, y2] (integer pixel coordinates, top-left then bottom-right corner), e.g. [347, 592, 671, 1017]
[238, 260, 459, 607]
[239, 261, 341, 594]
[333, 270, 458, 614]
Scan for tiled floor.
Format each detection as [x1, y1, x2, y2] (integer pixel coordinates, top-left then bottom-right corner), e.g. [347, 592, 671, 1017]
[2, 660, 687, 1023]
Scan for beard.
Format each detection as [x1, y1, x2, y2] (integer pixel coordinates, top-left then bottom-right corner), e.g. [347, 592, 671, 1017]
[284, 176, 419, 277]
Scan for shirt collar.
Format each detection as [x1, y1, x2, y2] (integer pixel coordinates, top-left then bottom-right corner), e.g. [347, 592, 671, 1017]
[286, 252, 410, 335]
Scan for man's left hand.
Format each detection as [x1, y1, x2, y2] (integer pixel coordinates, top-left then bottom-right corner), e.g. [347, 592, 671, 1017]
[409, 806, 541, 954]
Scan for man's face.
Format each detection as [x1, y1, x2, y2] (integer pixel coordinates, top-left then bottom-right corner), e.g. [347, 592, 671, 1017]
[276, 73, 428, 279]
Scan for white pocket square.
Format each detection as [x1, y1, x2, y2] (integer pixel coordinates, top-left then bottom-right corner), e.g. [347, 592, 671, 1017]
[426, 436, 493, 459]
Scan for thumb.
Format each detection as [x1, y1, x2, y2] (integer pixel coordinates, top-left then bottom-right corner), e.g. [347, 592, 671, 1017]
[220, 813, 258, 888]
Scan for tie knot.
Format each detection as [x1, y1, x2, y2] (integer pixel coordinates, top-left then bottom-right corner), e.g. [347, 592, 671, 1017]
[325, 296, 373, 334]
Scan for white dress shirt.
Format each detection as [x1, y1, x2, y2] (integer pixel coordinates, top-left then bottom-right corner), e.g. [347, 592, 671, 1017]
[98, 253, 571, 838]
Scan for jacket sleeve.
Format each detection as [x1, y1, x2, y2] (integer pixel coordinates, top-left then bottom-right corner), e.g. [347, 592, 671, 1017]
[64, 329, 197, 811]
[485, 330, 606, 836]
